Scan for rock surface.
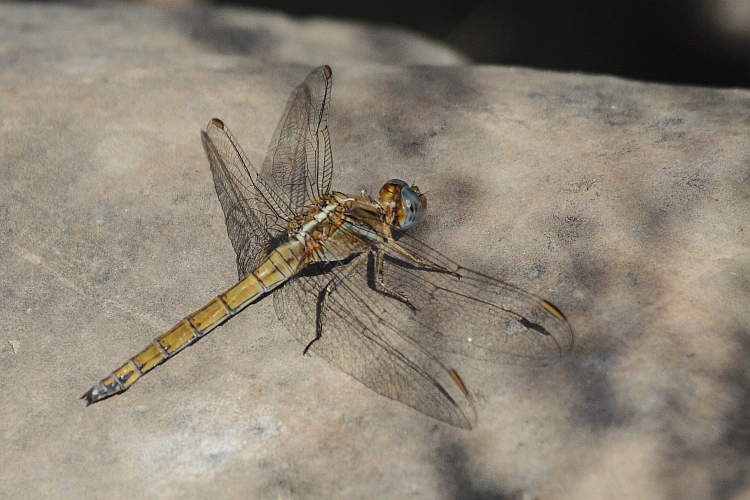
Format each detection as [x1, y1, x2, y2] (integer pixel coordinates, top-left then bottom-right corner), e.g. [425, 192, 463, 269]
[1, 4, 749, 500]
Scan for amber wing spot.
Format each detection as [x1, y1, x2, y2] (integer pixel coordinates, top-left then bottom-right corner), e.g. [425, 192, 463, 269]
[540, 299, 567, 321]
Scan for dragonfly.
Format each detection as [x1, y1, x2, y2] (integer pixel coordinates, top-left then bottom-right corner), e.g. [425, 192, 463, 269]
[82, 65, 572, 429]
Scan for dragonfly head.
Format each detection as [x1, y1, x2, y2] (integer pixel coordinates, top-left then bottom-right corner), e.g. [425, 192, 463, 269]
[379, 179, 427, 229]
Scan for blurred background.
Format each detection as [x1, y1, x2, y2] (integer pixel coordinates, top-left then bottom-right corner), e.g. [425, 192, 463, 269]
[157, 0, 750, 87]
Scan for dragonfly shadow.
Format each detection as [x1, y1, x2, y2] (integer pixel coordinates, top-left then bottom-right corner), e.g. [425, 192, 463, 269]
[676, 329, 750, 500]
[568, 345, 628, 431]
[433, 442, 524, 500]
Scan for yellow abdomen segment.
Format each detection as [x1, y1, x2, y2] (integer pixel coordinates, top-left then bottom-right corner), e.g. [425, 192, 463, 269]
[82, 240, 306, 405]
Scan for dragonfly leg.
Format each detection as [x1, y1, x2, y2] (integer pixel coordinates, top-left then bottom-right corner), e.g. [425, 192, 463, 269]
[304, 253, 368, 354]
[371, 247, 417, 311]
[385, 239, 460, 278]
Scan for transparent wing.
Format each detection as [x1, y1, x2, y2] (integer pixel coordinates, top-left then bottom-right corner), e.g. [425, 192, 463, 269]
[273, 226, 572, 428]
[260, 65, 333, 214]
[275, 251, 478, 429]
[202, 120, 288, 279]
[378, 231, 574, 363]
[201, 65, 333, 279]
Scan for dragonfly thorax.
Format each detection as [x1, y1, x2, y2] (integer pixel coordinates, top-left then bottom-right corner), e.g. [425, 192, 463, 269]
[290, 193, 353, 241]
[378, 179, 427, 229]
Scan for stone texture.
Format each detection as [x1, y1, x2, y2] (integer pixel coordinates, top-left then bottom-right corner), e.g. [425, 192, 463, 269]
[1, 4, 749, 500]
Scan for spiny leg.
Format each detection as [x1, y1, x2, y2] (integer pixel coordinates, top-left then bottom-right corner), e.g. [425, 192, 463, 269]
[369, 239, 461, 310]
[370, 246, 417, 311]
[304, 253, 368, 354]
[385, 239, 460, 278]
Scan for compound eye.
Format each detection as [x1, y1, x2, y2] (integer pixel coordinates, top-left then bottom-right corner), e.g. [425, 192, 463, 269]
[397, 186, 425, 229]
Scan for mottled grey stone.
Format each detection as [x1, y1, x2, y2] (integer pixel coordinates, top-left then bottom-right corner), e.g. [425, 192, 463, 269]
[1, 3, 749, 500]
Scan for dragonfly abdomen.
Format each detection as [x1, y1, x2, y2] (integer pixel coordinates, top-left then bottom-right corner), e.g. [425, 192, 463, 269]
[82, 239, 308, 405]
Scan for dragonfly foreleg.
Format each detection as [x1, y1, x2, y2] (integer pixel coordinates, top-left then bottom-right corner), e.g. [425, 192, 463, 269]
[304, 252, 368, 354]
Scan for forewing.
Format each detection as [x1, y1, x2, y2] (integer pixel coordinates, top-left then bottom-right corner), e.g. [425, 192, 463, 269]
[274, 253, 477, 429]
[202, 120, 288, 279]
[380, 231, 574, 363]
[260, 65, 333, 213]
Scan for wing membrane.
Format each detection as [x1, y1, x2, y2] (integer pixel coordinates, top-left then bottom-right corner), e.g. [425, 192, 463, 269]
[383, 231, 573, 362]
[202, 121, 287, 278]
[275, 253, 477, 429]
[202, 65, 333, 278]
[260, 65, 333, 213]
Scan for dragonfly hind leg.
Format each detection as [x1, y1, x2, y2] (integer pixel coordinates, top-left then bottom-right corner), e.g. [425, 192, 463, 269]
[367, 239, 462, 312]
[304, 253, 368, 354]
[371, 247, 418, 311]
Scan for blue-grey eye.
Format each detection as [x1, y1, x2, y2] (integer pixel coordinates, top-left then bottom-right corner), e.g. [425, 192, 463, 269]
[399, 185, 424, 228]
